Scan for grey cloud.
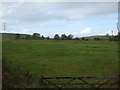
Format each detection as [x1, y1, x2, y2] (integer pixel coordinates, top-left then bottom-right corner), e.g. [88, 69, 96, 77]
[2, 2, 118, 24]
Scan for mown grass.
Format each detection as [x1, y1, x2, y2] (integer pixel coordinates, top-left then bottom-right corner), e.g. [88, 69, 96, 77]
[2, 40, 118, 88]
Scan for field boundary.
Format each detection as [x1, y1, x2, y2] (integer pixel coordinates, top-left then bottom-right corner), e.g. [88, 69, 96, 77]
[40, 75, 119, 88]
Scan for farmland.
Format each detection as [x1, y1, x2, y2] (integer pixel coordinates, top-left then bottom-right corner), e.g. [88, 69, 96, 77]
[2, 40, 118, 88]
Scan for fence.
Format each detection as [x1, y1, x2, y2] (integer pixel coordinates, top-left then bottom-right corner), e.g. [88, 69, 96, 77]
[40, 75, 119, 88]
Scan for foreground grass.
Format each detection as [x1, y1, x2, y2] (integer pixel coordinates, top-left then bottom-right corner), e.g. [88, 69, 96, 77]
[2, 40, 118, 88]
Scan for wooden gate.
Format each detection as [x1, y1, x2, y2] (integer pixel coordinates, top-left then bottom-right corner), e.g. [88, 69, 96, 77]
[39, 75, 119, 88]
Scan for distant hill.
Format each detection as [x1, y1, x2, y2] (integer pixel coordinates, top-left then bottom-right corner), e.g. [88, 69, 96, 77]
[1, 33, 32, 40]
[82, 35, 111, 40]
[1, 33, 113, 40]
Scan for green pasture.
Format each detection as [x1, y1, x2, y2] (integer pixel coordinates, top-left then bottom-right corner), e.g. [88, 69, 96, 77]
[3, 40, 118, 77]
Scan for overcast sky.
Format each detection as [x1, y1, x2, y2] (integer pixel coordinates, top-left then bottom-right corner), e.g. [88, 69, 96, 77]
[1, 2, 118, 38]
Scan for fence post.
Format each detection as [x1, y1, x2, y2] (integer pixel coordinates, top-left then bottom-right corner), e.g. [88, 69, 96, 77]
[40, 75, 44, 87]
[118, 75, 120, 89]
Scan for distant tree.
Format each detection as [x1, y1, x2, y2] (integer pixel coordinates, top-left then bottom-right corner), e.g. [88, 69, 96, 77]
[94, 38, 100, 41]
[106, 33, 109, 37]
[109, 37, 113, 41]
[54, 34, 60, 40]
[118, 31, 120, 36]
[85, 39, 89, 41]
[15, 34, 20, 40]
[109, 35, 120, 41]
[41, 35, 45, 39]
[81, 37, 85, 40]
[68, 34, 73, 40]
[118, 32, 120, 40]
[74, 37, 79, 40]
[46, 36, 50, 40]
[61, 34, 67, 40]
[32, 33, 40, 40]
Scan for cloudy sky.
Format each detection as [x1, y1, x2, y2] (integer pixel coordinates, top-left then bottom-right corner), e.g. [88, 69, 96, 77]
[1, 2, 118, 38]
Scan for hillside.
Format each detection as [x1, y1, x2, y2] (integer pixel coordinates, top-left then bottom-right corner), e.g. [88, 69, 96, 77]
[82, 35, 111, 40]
[1, 33, 111, 40]
[1, 33, 32, 40]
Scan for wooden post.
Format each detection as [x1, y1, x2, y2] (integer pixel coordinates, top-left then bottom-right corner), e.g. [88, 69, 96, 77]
[40, 75, 44, 86]
[118, 75, 120, 89]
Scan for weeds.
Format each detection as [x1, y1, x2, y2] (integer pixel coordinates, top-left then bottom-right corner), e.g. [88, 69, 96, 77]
[2, 57, 37, 88]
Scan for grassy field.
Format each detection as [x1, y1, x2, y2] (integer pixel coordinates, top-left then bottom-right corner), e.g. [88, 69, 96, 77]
[2, 40, 118, 87]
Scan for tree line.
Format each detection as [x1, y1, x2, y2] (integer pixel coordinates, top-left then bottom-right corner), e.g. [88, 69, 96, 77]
[15, 33, 74, 40]
[15, 33, 120, 41]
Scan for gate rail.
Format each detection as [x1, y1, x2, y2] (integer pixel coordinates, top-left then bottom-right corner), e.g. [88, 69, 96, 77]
[40, 75, 119, 88]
